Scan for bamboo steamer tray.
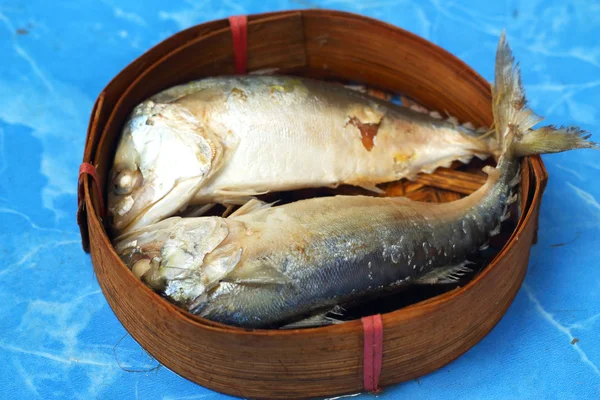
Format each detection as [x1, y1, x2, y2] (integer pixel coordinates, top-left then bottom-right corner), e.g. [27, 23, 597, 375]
[77, 9, 548, 400]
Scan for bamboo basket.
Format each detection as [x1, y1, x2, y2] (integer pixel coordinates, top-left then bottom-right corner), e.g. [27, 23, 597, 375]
[77, 10, 548, 400]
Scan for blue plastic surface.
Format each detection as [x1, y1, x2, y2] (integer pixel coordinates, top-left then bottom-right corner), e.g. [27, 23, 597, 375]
[1, 1, 599, 399]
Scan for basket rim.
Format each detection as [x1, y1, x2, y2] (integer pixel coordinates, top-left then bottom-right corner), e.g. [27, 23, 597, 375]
[82, 9, 547, 336]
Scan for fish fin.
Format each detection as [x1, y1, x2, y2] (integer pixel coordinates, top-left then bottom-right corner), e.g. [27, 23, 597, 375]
[446, 113, 460, 128]
[489, 222, 502, 236]
[279, 308, 345, 329]
[514, 126, 598, 157]
[462, 121, 475, 130]
[509, 166, 522, 187]
[329, 305, 346, 316]
[489, 31, 595, 161]
[215, 189, 270, 205]
[344, 84, 367, 93]
[409, 104, 430, 114]
[216, 188, 270, 197]
[179, 203, 216, 217]
[228, 198, 277, 218]
[222, 196, 257, 205]
[201, 246, 243, 289]
[221, 204, 236, 217]
[415, 261, 474, 285]
[489, 31, 544, 170]
[221, 264, 292, 286]
[358, 184, 385, 195]
[249, 67, 279, 75]
[429, 111, 443, 120]
[493, 31, 534, 150]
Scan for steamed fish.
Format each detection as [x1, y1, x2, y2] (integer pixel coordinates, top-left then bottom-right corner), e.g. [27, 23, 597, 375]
[114, 34, 597, 328]
[108, 74, 500, 235]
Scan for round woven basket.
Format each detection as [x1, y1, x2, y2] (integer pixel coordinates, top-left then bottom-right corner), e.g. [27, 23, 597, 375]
[77, 9, 548, 400]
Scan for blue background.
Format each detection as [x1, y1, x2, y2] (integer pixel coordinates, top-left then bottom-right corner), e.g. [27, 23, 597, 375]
[0, 1, 599, 399]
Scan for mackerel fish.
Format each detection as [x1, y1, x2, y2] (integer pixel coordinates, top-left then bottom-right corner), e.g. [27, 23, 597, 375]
[114, 34, 597, 328]
[108, 73, 500, 235]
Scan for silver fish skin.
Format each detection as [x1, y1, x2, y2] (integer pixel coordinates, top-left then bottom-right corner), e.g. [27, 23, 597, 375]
[108, 74, 499, 235]
[115, 33, 597, 329]
[134, 188, 510, 328]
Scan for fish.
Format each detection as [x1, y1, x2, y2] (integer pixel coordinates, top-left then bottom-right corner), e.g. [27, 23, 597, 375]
[107, 74, 501, 235]
[114, 33, 597, 329]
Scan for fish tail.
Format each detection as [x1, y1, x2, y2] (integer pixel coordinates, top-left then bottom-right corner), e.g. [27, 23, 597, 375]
[491, 32, 597, 165]
[513, 126, 598, 157]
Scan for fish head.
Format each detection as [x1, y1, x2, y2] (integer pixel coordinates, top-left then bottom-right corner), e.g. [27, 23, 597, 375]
[114, 217, 244, 308]
[107, 101, 221, 235]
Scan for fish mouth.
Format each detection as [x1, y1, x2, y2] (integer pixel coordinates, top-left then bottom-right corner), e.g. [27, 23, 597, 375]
[107, 103, 222, 235]
[109, 175, 209, 235]
[107, 179, 158, 234]
[114, 218, 175, 290]
[115, 216, 243, 309]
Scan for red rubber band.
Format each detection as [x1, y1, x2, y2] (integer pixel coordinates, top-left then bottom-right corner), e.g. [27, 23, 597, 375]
[361, 314, 383, 392]
[78, 162, 105, 217]
[229, 15, 248, 74]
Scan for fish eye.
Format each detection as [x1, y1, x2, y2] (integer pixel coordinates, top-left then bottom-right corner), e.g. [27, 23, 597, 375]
[113, 168, 142, 195]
